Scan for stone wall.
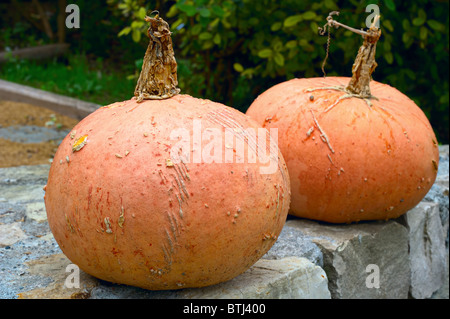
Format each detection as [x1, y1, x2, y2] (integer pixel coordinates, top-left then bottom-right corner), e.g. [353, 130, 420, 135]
[0, 146, 448, 299]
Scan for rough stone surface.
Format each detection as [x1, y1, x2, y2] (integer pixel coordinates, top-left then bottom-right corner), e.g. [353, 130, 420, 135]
[425, 145, 449, 246]
[17, 253, 98, 299]
[286, 219, 411, 299]
[262, 223, 323, 267]
[398, 202, 448, 299]
[0, 222, 27, 247]
[90, 257, 331, 299]
[0, 125, 70, 144]
[180, 257, 330, 299]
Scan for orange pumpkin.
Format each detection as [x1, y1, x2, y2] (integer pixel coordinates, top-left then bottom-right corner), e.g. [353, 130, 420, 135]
[44, 15, 290, 290]
[246, 14, 439, 223]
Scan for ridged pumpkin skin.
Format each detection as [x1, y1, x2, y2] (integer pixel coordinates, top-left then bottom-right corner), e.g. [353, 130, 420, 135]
[45, 95, 290, 290]
[246, 77, 439, 223]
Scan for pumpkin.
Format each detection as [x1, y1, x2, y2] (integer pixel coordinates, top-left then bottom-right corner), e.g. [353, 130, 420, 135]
[246, 14, 439, 224]
[44, 14, 290, 290]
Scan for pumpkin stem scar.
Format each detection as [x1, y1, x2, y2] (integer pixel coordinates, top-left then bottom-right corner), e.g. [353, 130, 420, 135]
[318, 12, 381, 99]
[134, 12, 180, 102]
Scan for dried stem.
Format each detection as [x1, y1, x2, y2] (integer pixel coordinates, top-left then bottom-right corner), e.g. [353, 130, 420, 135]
[134, 12, 180, 102]
[345, 16, 381, 97]
[319, 12, 381, 98]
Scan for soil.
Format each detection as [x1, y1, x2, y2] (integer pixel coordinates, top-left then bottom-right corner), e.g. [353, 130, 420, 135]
[0, 100, 79, 168]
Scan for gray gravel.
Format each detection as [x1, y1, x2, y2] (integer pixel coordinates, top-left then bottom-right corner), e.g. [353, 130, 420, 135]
[0, 125, 70, 144]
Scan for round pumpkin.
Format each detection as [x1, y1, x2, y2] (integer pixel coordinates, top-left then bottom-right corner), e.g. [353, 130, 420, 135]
[246, 16, 439, 224]
[44, 15, 290, 290]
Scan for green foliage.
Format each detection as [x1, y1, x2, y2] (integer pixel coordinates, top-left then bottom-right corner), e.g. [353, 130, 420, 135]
[0, 1, 447, 142]
[107, 0, 448, 144]
[0, 55, 135, 106]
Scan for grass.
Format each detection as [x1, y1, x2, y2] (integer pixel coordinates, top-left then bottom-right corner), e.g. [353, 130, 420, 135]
[0, 54, 138, 106]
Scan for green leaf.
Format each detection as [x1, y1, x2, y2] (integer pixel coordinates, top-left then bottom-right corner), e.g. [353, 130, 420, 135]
[384, 0, 396, 11]
[132, 28, 141, 42]
[412, 17, 425, 26]
[382, 19, 394, 32]
[222, 18, 232, 29]
[402, 32, 410, 44]
[420, 26, 428, 40]
[213, 33, 221, 45]
[324, 0, 338, 10]
[191, 24, 202, 35]
[137, 7, 146, 20]
[211, 5, 225, 17]
[199, 8, 211, 18]
[285, 40, 297, 49]
[271, 22, 282, 31]
[233, 63, 244, 72]
[302, 11, 317, 20]
[299, 39, 309, 47]
[166, 4, 178, 18]
[199, 32, 213, 40]
[274, 53, 285, 66]
[272, 39, 283, 52]
[310, 21, 319, 33]
[209, 18, 220, 28]
[384, 52, 393, 64]
[258, 49, 273, 58]
[131, 20, 144, 29]
[202, 41, 214, 50]
[176, 3, 197, 17]
[118, 26, 131, 37]
[427, 20, 445, 31]
[171, 18, 183, 31]
[284, 15, 303, 28]
[402, 19, 410, 30]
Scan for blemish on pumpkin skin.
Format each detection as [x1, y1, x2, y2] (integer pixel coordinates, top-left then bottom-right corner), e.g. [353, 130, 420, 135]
[104, 217, 113, 234]
[432, 160, 438, 172]
[166, 159, 174, 167]
[306, 127, 314, 138]
[118, 207, 125, 228]
[72, 135, 88, 152]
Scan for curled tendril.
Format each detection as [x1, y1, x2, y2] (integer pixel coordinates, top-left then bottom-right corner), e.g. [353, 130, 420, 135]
[150, 10, 160, 18]
[318, 11, 340, 35]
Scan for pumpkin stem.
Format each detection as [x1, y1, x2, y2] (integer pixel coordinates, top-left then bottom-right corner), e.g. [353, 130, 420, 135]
[345, 16, 381, 98]
[134, 12, 180, 102]
[320, 13, 381, 98]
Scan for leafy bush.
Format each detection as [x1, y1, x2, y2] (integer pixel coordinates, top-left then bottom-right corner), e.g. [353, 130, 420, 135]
[1, 1, 447, 143]
[107, 0, 448, 143]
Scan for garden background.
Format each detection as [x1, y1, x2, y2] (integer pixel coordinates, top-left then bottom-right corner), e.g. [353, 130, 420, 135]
[0, 0, 448, 144]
